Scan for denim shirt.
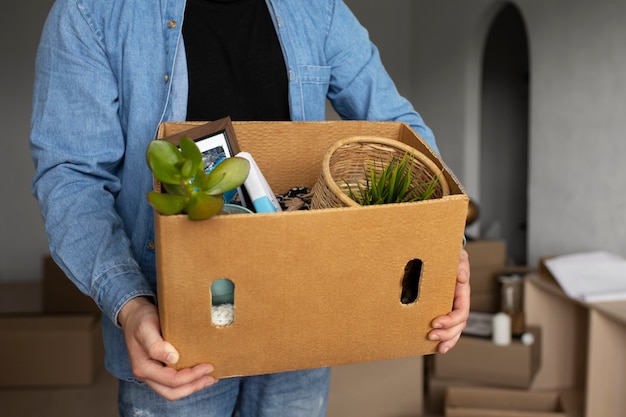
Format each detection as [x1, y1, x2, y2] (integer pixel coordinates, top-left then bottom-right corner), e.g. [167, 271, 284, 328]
[30, 0, 437, 380]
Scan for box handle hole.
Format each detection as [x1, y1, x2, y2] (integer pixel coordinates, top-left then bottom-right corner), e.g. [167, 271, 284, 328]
[211, 278, 235, 326]
[401, 259, 423, 305]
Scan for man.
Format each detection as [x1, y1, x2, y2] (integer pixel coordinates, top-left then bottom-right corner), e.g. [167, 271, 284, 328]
[30, 0, 470, 415]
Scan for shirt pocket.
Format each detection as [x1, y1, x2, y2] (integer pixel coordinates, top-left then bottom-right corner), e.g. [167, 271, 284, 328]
[295, 65, 331, 120]
[299, 65, 331, 85]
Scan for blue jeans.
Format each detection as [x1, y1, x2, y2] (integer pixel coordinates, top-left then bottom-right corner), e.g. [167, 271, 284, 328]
[118, 368, 331, 417]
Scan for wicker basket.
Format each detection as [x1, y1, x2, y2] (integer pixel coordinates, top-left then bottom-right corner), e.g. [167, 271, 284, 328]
[310, 136, 450, 209]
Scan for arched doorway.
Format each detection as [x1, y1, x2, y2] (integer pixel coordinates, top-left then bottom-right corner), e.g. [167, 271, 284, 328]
[479, 3, 529, 264]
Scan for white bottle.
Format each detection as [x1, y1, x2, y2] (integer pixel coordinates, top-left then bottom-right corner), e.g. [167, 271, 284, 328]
[492, 312, 512, 346]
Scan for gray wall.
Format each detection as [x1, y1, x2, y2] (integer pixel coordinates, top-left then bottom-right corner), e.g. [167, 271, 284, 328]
[406, 0, 626, 264]
[1, 3, 54, 281]
[524, 0, 626, 262]
[3, 0, 626, 281]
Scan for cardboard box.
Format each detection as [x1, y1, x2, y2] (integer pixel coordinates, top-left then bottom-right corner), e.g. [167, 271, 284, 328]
[327, 356, 424, 417]
[465, 240, 535, 312]
[43, 256, 101, 314]
[0, 314, 103, 387]
[524, 275, 588, 391]
[465, 239, 507, 312]
[445, 386, 566, 417]
[425, 374, 486, 415]
[0, 279, 104, 387]
[0, 281, 42, 313]
[154, 121, 469, 378]
[433, 327, 541, 388]
[465, 239, 507, 292]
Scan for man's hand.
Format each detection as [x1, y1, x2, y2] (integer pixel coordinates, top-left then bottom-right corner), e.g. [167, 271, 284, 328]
[118, 297, 218, 401]
[427, 248, 470, 354]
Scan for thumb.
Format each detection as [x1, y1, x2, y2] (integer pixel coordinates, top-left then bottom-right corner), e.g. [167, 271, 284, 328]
[133, 310, 180, 365]
[160, 337, 180, 365]
[120, 298, 182, 366]
[140, 325, 180, 365]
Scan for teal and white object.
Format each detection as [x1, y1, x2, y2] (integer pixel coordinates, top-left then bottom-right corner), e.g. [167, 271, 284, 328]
[211, 278, 235, 305]
[236, 152, 282, 213]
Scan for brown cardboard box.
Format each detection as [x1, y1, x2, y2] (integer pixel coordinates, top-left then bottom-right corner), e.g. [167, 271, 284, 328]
[433, 327, 541, 388]
[154, 121, 469, 378]
[524, 275, 588, 391]
[465, 240, 535, 312]
[0, 281, 42, 313]
[465, 239, 507, 312]
[0, 314, 103, 387]
[445, 386, 566, 417]
[465, 239, 507, 293]
[0, 280, 104, 387]
[327, 356, 424, 417]
[425, 374, 486, 415]
[43, 256, 101, 314]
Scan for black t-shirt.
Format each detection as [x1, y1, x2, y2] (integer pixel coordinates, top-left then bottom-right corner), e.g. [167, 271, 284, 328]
[183, 0, 291, 121]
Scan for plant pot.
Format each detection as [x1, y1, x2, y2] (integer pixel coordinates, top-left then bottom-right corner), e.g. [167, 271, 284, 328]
[219, 203, 254, 215]
[310, 136, 450, 209]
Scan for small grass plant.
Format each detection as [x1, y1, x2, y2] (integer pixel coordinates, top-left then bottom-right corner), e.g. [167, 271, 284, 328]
[345, 152, 440, 205]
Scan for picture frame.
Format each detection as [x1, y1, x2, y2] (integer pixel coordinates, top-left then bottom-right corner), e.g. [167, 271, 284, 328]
[160, 117, 254, 209]
[192, 118, 240, 167]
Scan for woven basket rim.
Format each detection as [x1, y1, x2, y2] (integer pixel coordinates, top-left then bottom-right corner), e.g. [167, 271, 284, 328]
[319, 136, 450, 207]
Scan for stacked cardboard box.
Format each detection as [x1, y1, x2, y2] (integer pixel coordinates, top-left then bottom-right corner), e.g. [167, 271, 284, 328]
[0, 257, 103, 387]
[445, 386, 566, 417]
[426, 239, 540, 414]
[465, 239, 508, 313]
[465, 239, 534, 313]
[327, 357, 424, 417]
[433, 327, 541, 388]
[42, 256, 101, 315]
[426, 331, 543, 416]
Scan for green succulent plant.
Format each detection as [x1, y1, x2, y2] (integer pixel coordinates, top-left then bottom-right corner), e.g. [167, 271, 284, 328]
[345, 152, 440, 206]
[146, 136, 250, 220]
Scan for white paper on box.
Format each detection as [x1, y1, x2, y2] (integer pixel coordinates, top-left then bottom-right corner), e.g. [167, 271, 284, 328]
[544, 251, 626, 302]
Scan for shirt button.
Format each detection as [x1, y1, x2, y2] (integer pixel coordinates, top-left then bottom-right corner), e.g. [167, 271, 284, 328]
[147, 241, 156, 251]
[167, 20, 177, 29]
[164, 74, 169, 83]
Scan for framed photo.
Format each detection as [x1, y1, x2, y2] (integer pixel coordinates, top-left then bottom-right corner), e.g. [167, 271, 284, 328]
[194, 125, 237, 172]
[160, 117, 253, 209]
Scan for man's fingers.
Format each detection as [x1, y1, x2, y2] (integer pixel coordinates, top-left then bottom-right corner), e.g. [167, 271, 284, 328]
[142, 365, 218, 401]
[457, 248, 470, 284]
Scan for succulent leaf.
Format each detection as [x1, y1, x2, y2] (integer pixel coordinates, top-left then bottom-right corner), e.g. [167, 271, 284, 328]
[203, 157, 250, 195]
[186, 193, 224, 220]
[147, 191, 189, 215]
[146, 140, 184, 185]
[162, 182, 186, 196]
[147, 137, 251, 220]
[179, 136, 203, 174]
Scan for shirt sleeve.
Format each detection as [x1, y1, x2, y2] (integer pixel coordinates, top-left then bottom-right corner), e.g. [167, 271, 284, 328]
[29, 0, 155, 325]
[324, 0, 440, 155]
